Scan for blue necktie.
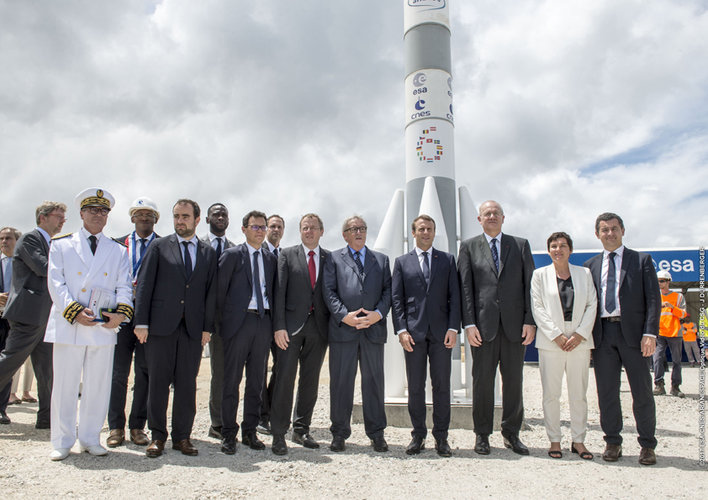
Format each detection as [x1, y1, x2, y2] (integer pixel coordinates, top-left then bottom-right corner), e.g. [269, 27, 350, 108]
[422, 251, 430, 285]
[605, 251, 617, 314]
[182, 241, 192, 280]
[354, 251, 364, 275]
[215, 237, 222, 259]
[490, 238, 499, 273]
[253, 250, 265, 317]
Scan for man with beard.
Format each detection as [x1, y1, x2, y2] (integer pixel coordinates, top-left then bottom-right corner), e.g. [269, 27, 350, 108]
[134, 199, 217, 458]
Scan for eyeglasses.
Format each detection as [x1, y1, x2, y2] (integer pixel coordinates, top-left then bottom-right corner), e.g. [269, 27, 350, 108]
[658, 279, 670, 283]
[83, 207, 110, 216]
[248, 225, 267, 232]
[47, 213, 67, 222]
[344, 226, 367, 234]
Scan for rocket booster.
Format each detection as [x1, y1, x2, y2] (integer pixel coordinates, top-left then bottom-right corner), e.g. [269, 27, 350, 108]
[404, 0, 456, 254]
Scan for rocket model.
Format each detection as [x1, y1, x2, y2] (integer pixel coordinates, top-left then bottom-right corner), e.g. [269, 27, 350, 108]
[403, 0, 456, 254]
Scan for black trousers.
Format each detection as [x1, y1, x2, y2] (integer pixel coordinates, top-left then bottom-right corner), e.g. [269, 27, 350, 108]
[594, 320, 657, 449]
[208, 330, 224, 428]
[258, 340, 278, 424]
[404, 332, 452, 441]
[145, 321, 202, 442]
[471, 325, 525, 437]
[329, 335, 386, 440]
[108, 321, 149, 430]
[0, 320, 53, 424]
[221, 312, 272, 439]
[270, 314, 328, 436]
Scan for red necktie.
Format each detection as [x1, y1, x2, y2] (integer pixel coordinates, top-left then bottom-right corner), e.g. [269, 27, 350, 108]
[308, 250, 316, 289]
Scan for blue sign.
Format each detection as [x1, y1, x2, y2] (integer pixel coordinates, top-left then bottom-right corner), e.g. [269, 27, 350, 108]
[532, 248, 701, 282]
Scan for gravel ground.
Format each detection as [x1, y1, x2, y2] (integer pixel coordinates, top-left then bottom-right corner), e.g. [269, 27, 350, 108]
[1, 360, 706, 499]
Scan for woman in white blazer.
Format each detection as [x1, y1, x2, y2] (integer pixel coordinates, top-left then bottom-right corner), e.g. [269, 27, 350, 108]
[531, 232, 597, 460]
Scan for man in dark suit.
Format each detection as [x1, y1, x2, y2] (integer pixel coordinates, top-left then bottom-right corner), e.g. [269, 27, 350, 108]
[218, 210, 278, 454]
[257, 214, 285, 435]
[269, 213, 330, 455]
[584, 212, 660, 465]
[106, 197, 160, 448]
[391, 214, 460, 457]
[201, 202, 236, 440]
[323, 215, 391, 453]
[134, 199, 217, 458]
[0, 202, 66, 428]
[0, 226, 21, 424]
[458, 200, 535, 456]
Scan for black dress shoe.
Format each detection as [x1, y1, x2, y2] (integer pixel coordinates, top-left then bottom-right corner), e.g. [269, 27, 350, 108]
[221, 436, 237, 455]
[0, 411, 10, 425]
[371, 435, 389, 452]
[435, 439, 452, 457]
[503, 434, 529, 456]
[242, 432, 266, 450]
[292, 431, 320, 449]
[208, 425, 223, 439]
[474, 434, 490, 455]
[256, 421, 272, 435]
[272, 434, 288, 455]
[35, 420, 50, 429]
[602, 443, 622, 462]
[406, 436, 425, 455]
[330, 436, 346, 452]
[638, 447, 656, 465]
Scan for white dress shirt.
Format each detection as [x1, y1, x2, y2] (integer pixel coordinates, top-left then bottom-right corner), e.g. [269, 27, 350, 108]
[247, 243, 269, 310]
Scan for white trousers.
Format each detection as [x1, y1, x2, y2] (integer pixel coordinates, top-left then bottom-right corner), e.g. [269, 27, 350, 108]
[51, 343, 114, 450]
[538, 346, 591, 443]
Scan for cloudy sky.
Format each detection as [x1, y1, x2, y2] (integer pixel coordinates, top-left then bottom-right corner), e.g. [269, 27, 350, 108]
[1, 0, 706, 253]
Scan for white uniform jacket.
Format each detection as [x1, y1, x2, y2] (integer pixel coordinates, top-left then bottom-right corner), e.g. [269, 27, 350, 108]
[531, 263, 597, 351]
[45, 228, 133, 346]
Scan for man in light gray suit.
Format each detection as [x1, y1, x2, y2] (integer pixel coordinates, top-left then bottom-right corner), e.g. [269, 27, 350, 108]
[322, 215, 391, 453]
[202, 202, 236, 440]
[0, 201, 67, 428]
[458, 200, 536, 456]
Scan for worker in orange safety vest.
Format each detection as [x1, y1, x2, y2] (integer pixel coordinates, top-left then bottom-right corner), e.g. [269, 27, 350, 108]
[652, 270, 687, 397]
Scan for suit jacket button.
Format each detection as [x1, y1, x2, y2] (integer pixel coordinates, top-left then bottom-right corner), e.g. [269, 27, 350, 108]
[186, 285, 190, 289]
[180, 300, 184, 304]
[78, 272, 82, 275]
[104, 272, 108, 276]
[81, 288, 86, 292]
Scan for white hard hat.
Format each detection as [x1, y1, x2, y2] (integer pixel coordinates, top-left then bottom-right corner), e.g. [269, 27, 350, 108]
[129, 197, 160, 221]
[657, 270, 672, 281]
[75, 187, 115, 211]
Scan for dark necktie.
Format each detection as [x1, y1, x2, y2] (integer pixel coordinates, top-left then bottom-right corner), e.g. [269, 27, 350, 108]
[354, 251, 364, 275]
[490, 238, 499, 272]
[0, 257, 5, 293]
[182, 241, 192, 280]
[89, 235, 97, 255]
[308, 250, 316, 289]
[422, 251, 430, 285]
[139, 238, 147, 257]
[215, 237, 223, 259]
[253, 250, 265, 317]
[605, 251, 617, 314]
[273, 247, 279, 258]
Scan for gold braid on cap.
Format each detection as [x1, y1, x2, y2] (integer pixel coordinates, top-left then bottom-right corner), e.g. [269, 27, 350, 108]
[63, 301, 84, 324]
[116, 303, 134, 322]
[80, 196, 111, 209]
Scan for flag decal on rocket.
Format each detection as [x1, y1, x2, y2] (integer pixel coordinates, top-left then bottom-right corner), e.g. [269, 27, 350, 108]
[416, 128, 444, 163]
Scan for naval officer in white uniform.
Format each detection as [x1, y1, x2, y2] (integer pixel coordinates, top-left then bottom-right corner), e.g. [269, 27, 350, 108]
[45, 188, 133, 461]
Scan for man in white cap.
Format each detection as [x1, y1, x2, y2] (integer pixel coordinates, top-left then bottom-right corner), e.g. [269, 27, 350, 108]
[106, 197, 160, 448]
[44, 188, 133, 461]
[652, 270, 687, 397]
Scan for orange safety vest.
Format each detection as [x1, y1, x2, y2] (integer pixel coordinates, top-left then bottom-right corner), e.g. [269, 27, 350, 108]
[682, 322, 697, 342]
[659, 291, 687, 337]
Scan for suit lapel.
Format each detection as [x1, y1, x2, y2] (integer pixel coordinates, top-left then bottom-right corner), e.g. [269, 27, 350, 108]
[619, 248, 630, 289]
[589, 254, 602, 289]
[243, 244, 253, 286]
[499, 234, 511, 275]
[71, 232, 91, 267]
[363, 246, 376, 276]
[477, 236, 497, 277]
[545, 265, 563, 326]
[428, 248, 440, 290]
[409, 250, 426, 288]
[37, 229, 50, 254]
[569, 265, 586, 323]
[88, 235, 111, 276]
[168, 235, 187, 280]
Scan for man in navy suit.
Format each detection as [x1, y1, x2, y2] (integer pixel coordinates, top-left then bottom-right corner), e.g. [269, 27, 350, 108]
[134, 199, 217, 458]
[391, 215, 460, 457]
[584, 212, 660, 465]
[218, 210, 278, 455]
[323, 215, 392, 453]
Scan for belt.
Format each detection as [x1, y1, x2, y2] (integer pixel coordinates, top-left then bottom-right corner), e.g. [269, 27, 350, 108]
[246, 309, 270, 316]
[602, 316, 621, 323]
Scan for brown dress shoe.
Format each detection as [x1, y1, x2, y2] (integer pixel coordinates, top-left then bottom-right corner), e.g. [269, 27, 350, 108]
[130, 429, 149, 446]
[146, 440, 165, 458]
[173, 438, 198, 456]
[602, 444, 622, 462]
[106, 429, 125, 448]
[638, 447, 656, 465]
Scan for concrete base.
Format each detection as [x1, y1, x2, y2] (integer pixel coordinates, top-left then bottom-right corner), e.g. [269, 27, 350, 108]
[352, 401, 502, 431]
